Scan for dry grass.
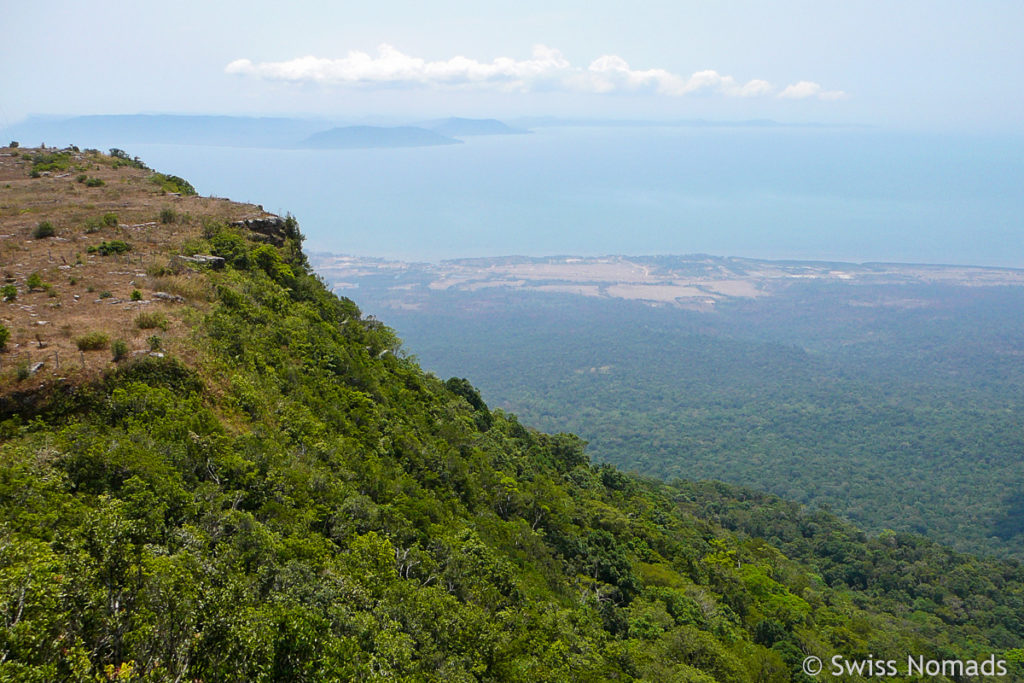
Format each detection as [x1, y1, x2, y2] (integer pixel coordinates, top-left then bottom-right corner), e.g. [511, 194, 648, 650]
[0, 145, 275, 394]
[148, 274, 212, 301]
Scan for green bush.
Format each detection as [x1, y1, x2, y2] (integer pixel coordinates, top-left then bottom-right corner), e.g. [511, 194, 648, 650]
[159, 208, 177, 224]
[102, 212, 118, 226]
[109, 148, 148, 169]
[26, 272, 43, 291]
[2, 284, 17, 301]
[32, 221, 55, 239]
[0, 323, 9, 349]
[75, 332, 109, 351]
[210, 230, 249, 268]
[147, 335, 162, 351]
[150, 172, 197, 196]
[252, 244, 295, 283]
[87, 240, 131, 256]
[84, 177, 105, 187]
[135, 311, 169, 330]
[29, 151, 71, 174]
[8, 141, 18, 149]
[99, 291, 112, 299]
[76, 174, 87, 183]
[131, 289, 143, 301]
[111, 339, 129, 362]
[201, 219, 226, 239]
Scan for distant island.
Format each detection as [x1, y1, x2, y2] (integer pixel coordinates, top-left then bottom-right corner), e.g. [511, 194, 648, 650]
[422, 117, 529, 137]
[0, 114, 529, 151]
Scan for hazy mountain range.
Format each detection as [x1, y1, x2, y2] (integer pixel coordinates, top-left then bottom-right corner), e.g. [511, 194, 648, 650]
[1, 114, 530, 150]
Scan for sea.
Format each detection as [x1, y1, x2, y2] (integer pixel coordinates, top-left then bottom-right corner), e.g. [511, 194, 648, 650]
[120, 126, 1024, 267]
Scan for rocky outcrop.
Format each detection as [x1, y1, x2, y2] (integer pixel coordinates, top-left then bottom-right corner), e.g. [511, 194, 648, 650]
[230, 215, 297, 247]
[172, 254, 225, 270]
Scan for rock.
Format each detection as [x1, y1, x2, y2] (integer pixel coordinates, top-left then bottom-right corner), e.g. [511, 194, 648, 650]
[29, 362, 44, 375]
[153, 291, 185, 303]
[230, 216, 298, 247]
[171, 254, 225, 270]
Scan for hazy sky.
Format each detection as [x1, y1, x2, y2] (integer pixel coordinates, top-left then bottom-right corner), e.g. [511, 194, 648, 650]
[2, 0, 1022, 131]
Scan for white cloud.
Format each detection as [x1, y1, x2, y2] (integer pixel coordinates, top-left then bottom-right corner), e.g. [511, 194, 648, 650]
[226, 45, 844, 101]
[778, 80, 848, 101]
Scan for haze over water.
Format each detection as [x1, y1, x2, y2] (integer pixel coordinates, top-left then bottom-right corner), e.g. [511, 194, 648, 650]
[126, 125, 1024, 267]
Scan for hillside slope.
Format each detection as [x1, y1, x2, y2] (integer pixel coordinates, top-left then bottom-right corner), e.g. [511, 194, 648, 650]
[0, 146, 1022, 681]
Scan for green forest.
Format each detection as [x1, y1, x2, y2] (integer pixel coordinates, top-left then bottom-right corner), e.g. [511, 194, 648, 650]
[374, 282, 1024, 562]
[1, 155, 1023, 680]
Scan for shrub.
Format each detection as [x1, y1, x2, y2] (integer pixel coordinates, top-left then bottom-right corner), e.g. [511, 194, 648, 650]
[210, 230, 249, 268]
[0, 323, 9, 349]
[2, 284, 16, 301]
[150, 172, 197, 196]
[111, 339, 129, 362]
[29, 151, 71, 174]
[159, 208, 177, 224]
[16, 363, 30, 381]
[32, 221, 55, 239]
[99, 291, 112, 299]
[146, 262, 171, 277]
[76, 174, 87, 183]
[109, 149, 147, 169]
[75, 332, 109, 351]
[180, 238, 208, 256]
[131, 289, 143, 301]
[84, 177, 105, 187]
[252, 244, 294, 283]
[87, 240, 131, 256]
[8, 141, 18, 149]
[26, 272, 43, 291]
[102, 212, 118, 226]
[135, 311, 168, 330]
[147, 335, 162, 351]
[202, 219, 226, 239]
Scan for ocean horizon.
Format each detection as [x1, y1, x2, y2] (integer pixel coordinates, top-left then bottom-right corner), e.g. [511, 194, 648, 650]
[110, 125, 1024, 268]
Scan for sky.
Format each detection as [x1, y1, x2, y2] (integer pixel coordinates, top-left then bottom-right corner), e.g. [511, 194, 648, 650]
[1, 1, 1022, 132]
